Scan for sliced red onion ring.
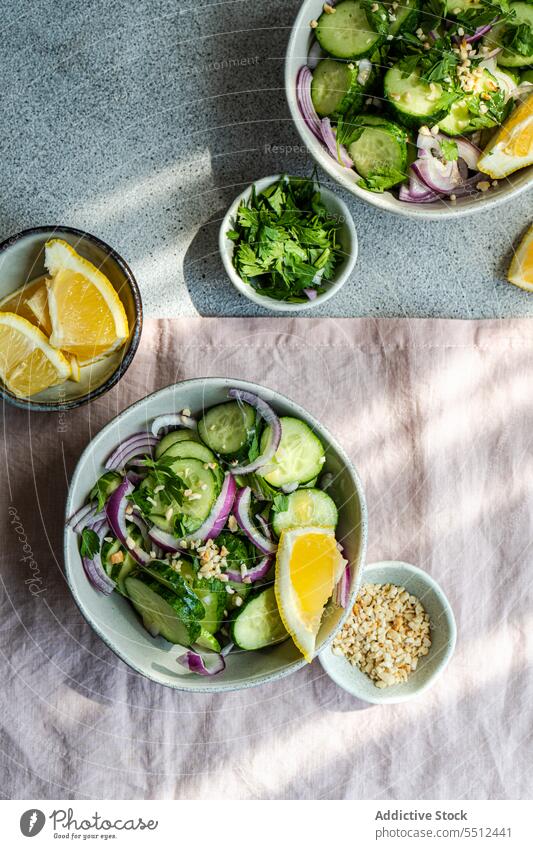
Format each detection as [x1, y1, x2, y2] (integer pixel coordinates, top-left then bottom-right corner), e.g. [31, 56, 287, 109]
[126, 469, 146, 486]
[105, 478, 151, 565]
[321, 117, 353, 168]
[417, 131, 480, 172]
[334, 564, 351, 608]
[465, 22, 494, 43]
[82, 523, 115, 595]
[227, 388, 282, 475]
[303, 287, 318, 300]
[234, 487, 277, 555]
[255, 513, 272, 540]
[225, 554, 273, 583]
[151, 413, 197, 437]
[177, 649, 225, 676]
[68, 501, 97, 532]
[105, 432, 158, 471]
[147, 472, 237, 551]
[400, 169, 441, 203]
[296, 65, 323, 142]
[307, 40, 323, 70]
[412, 158, 461, 193]
[221, 641, 234, 657]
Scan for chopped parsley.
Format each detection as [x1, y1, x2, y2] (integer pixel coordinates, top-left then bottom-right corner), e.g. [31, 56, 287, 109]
[229, 174, 344, 303]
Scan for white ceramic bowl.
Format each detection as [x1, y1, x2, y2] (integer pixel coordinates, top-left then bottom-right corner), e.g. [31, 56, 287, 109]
[320, 561, 457, 703]
[285, 1, 532, 219]
[64, 378, 368, 692]
[219, 174, 358, 310]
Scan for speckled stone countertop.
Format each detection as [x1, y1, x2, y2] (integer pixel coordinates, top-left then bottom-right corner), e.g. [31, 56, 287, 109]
[1, 0, 530, 318]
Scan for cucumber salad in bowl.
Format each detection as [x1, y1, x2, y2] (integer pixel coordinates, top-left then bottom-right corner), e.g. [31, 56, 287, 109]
[67, 389, 351, 677]
[296, 0, 533, 203]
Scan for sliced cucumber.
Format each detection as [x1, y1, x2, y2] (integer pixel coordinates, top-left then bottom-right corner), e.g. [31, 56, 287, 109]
[384, 65, 453, 127]
[196, 629, 222, 652]
[348, 117, 408, 190]
[316, 0, 387, 60]
[485, 4, 533, 68]
[198, 400, 255, 456]
[384, 0, 419, 36]
[448, 0, 482, 11]
[192, 576, 227, 635]
[102, 538, 136, 595]
[311, 58, 364, 118]
[89, 471, 123, 509]
[141, 561, 205, 617]
[272, 489, 338, 536]
[230, 586, 288, 650]
[125, 574, 202, 645]
[155, 428, 200, 458]
[160, 439, 216, 464]
[147, 458, 217, 531]
[259, 417, 326, 488]
[439, 69, 505, 135]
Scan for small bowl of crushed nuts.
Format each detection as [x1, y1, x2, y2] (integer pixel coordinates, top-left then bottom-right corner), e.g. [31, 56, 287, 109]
[320, 561, 457, 705]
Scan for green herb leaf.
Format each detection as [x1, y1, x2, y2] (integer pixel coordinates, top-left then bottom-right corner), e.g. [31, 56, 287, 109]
[272, 493, 289, 514]
[440, 138, 459, 161]
[80, 527, 100, 559]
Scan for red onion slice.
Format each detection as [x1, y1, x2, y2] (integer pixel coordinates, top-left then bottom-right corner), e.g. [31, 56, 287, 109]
[234, 487, 277, 555]
[82, 523, 115, 595]
[225, 554, 273, 583]
[303, 287, 318, 300]
[465, 22, 494, 43]
[296, 65, 323, 142]
[321, 117, 353, 168]
[105, 432, 158, 471]
[105, 478, 151, 565]
[147, 472, 237, 551]
[412, 158, 461, 193]
[307, 40, 324, 70]
[68, 501, 97, 532]
[177, 649, 225, 676]
[334, 564, 351, 608]
[151, 413, 197, 437]
[227, 388, 282, 475]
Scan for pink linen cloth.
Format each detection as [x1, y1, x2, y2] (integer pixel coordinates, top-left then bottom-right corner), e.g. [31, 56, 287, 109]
[0, 317, 532, 799]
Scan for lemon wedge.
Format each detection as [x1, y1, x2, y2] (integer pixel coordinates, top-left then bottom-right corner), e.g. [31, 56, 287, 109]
[508, 224, 533, 291]
[478, 92, 533, 178]
[275, 526, 347, 662]
[0, 276, 51, 333]
[45, 239, 129, 363]
[0, 312, 71, 397]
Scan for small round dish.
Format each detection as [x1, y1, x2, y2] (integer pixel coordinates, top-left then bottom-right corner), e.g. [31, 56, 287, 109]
[219, 174, 358, 311]
[320, 560, 457, 704]
[0, 225, 142, 411]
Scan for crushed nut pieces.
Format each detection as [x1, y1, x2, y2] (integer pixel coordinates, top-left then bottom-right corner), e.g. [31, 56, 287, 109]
[332, 583, 431, 688]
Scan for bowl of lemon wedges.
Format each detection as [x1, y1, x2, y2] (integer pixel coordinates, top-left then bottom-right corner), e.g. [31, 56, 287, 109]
[0, 226, 142, 410]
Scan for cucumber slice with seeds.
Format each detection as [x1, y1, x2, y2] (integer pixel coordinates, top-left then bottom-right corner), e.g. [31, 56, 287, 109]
[316, 0, 387, 60]
[484, 3, 533, 68]
[156, 429, 200, 458]
[384, 0, 419, 36]
[348, 117, 408, 189]
[259, 417, 326, 488]
[125, 574, 202, 645]
[198, 401, 256, 455]
[384, 65, 453, 127]
[311, 58, 365, 117]
[272, 489, 338, 536]
[230, 586, 288, 650]
[146, 458, 217, 532]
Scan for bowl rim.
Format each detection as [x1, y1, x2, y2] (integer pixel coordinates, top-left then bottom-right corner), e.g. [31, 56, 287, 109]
[219, 173, 358, 312]
[63, 376, 368, 692]
[0, 224, 143, 411]
[284, 1, 533, 220]
[319, 559, 457, 704]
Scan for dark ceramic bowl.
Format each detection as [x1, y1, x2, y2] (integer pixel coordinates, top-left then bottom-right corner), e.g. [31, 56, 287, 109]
[0, 226, 142, 411]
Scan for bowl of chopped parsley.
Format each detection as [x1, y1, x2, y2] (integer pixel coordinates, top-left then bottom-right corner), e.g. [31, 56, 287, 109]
[219, 174, 358, 310]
